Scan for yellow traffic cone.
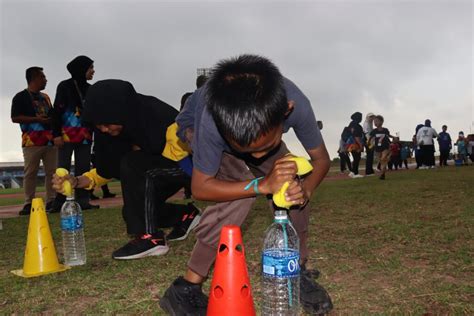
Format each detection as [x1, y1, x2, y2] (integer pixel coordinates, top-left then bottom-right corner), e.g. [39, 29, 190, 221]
[11, 198, 69, 278]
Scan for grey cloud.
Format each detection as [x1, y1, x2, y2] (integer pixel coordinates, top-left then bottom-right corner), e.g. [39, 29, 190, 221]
[1, 0, 472, 161]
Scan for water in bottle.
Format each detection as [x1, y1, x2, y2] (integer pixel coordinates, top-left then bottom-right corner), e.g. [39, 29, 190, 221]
[61, 196, 86, 266]
[262, 210, 300, 315]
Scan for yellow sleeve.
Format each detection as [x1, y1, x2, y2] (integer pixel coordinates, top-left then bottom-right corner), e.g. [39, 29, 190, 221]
[162, 123, 191, 161]
[82, 168, 111, 190]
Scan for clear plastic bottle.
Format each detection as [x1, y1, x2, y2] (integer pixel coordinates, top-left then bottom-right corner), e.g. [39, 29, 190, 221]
[60, 196, 86, 266]
[262, 210, 300, 315]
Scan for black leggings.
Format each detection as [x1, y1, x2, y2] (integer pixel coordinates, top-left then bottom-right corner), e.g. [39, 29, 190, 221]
[120, 151, 191, 235]
[339, 152, 351, 172]
[351, 152, 361, 175]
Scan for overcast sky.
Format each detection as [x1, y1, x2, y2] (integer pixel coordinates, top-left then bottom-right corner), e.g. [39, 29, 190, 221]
[1, 0, 472, 162]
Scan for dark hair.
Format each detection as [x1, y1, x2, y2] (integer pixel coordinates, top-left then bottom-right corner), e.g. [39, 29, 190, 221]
[196, 75, 208, 88]
[375, 115, 384, 123]
[180, 92, 193, 111]
[350, 112, 362, 123]
[442, 125, 447, 129]
[206, 54, 287, 147]
[25, 67, 43, 84]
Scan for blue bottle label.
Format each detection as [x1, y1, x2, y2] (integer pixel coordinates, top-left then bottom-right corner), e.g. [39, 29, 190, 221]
[61, 215, 83, 231]
[262, 249, 300, 278]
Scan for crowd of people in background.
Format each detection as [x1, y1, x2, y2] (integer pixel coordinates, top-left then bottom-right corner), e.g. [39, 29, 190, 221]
[338, 113, 474, 180]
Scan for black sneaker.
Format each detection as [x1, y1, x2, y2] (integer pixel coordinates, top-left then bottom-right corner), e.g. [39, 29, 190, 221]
[300, 267, 333, 315]
[112, 231, 169, 260]
[160, 276, 208, 316]
[90, 193, 100, 200]
[167, 204, 201, 242]
[19, 203, 32, 216]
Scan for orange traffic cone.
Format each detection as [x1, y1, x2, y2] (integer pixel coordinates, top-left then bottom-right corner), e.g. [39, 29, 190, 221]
[11, 198, 69, 278]
[207, 225, 256, 316]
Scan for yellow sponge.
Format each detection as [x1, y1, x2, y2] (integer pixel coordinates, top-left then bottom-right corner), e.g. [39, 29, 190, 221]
[55, 168, 72, 197]
[272, 156, 313, 208]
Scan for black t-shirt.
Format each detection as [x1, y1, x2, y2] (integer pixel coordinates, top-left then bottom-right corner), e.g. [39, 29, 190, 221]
[11, 89, 52, 119]
[11, 89, 54, 147]
[370, 128, 391, 151]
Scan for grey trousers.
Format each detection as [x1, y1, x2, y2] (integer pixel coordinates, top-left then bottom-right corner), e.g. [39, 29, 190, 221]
[188, 144, 310, 277]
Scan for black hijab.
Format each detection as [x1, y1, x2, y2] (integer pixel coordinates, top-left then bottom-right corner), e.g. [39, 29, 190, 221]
[82, 79, 138, 126]
[351, 112, 363, 123]
[67, 55, 93, 96]
[82, 79, 178, 155]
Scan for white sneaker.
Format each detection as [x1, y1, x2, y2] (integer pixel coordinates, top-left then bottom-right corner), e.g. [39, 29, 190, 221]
[353, 174, 364, 178]
[430, 166, 436, 169]
[348, 172, 355, 178]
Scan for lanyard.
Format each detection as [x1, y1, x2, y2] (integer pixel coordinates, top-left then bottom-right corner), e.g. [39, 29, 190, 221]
[73, 80, 85, 116]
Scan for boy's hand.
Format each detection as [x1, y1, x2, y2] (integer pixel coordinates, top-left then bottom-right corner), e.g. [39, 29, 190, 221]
[285, 179, 307, 206]
[259, 157, 297, 195]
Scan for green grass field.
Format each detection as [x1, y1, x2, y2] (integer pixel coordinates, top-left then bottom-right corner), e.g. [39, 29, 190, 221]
[0, 167, 473, 314]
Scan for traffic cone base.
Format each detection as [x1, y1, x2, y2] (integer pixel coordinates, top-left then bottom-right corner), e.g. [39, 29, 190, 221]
[11, 264, 69, 278]
[11, 198, 70, 278]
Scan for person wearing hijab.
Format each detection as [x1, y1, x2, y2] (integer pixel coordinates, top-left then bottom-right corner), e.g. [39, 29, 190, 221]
[347, 112, 364, 178]
[363, 113, 375, 175]
[51, 55, 97, 211]
[52, 80, 200, 260]
[416, 119, 438, 168]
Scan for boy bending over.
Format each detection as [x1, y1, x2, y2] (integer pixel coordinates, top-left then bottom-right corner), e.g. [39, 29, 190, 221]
[160, 55, 332, 315]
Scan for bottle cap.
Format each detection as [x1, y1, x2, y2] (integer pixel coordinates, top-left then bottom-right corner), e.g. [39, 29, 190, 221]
[274, 210, 288, 222]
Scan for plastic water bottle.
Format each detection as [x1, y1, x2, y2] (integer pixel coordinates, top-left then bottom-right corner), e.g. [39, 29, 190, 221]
[61, 196, 86, 266]
[262, 210, 300, 315]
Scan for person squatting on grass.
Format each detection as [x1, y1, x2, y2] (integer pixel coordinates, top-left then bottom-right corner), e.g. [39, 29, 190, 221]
[52, 80, 201, 260]
[159, 55, 333, 315]
[369, 115, 394, 180]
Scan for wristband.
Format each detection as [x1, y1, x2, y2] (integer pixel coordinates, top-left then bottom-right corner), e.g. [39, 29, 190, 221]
[244, 177, 264, 195]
